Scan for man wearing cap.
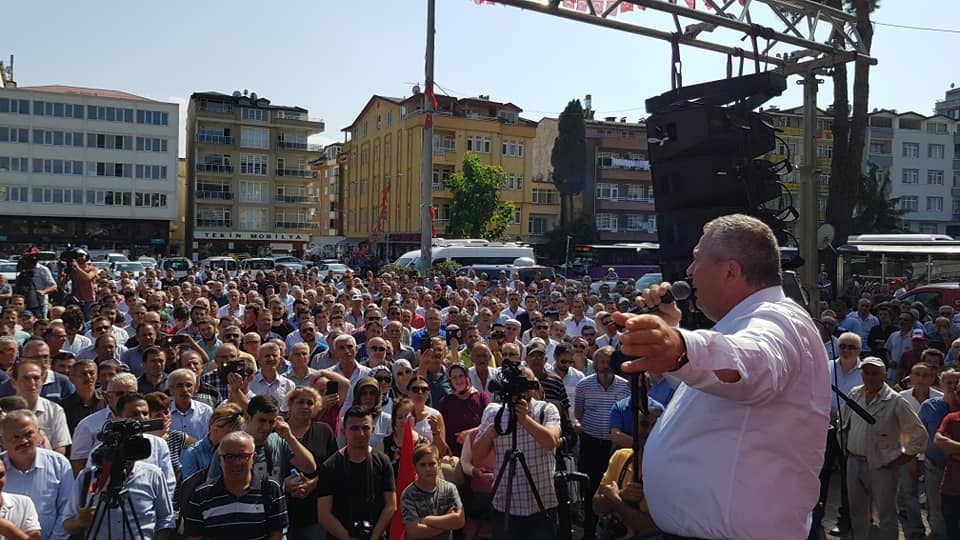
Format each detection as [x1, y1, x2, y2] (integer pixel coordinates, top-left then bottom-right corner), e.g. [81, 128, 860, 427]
[345, 291, 365, 328]
[840, 356, 927, 540]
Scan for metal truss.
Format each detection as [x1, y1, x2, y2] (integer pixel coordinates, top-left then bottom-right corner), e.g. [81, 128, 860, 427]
[489, 0, 875, 79]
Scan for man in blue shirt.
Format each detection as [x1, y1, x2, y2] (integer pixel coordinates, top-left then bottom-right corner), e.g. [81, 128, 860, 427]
[919, 369, 960, 540]
[1, 409, 74, 540]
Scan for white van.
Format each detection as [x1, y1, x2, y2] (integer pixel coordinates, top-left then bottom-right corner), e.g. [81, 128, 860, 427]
[198, 257, 239, 277]
[159, 257, 194, 279]
[394, 239, 535, 273]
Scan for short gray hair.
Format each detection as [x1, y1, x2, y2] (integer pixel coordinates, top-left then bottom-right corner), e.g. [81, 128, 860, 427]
[702, 214, 782, 288]
[219, 430, 255, 449]
[169, 368, 197, 385]
[334, 334, 357, 348]
[0, 409, 38, 436]
[108, 372, 138, 391]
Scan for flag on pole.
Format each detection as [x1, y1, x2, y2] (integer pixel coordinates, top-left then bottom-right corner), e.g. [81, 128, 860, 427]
[389, 419, 416, 540]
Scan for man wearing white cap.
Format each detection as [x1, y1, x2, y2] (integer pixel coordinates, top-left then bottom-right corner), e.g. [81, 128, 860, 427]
[840, 356, 927, 540]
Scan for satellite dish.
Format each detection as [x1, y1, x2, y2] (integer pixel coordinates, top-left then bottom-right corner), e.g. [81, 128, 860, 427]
[817, 223, 836, 251]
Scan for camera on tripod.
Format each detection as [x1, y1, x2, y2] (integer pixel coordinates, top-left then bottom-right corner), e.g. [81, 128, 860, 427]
[91, 418, 165, 467]
[487, 359, 539, 402]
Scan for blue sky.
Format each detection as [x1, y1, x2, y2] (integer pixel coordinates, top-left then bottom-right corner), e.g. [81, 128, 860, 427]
[5, 0, 957, 156]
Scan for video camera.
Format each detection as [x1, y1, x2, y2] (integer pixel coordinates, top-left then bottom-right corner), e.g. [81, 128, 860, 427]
[59, 246, 87, 267]
[221, 359, 255, 378]
[91, 418, 165, 467]
[487, 359, 539, 403]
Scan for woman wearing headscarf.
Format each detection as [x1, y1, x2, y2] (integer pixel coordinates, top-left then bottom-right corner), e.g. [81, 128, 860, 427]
[392, 358, 415, 399]
[438, 363, 490, 456]
[342, 376, 392, 448]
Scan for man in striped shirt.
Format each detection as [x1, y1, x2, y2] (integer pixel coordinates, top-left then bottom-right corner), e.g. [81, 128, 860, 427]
[183, 430, 288, 540]
[573, 345, 630, 539]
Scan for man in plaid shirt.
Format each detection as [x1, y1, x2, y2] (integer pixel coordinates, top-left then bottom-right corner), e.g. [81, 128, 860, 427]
[473, 364, 562, 540]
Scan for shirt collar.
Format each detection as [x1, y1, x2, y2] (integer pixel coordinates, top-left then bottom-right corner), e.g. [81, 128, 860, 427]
[714, 286, 786, 332]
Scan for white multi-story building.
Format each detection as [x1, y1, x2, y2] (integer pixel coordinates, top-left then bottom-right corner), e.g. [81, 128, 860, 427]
[865, 110, 957, 235]
[0, 85, 179, 255]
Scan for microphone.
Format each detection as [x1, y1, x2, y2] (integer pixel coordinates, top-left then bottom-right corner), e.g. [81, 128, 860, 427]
[631, 280, 692, 315]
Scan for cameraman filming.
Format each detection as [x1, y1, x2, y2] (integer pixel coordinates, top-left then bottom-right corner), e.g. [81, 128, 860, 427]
[66, 249, 98, 321]
[473, 355, 562, 540]
[63, 393, 175, 540]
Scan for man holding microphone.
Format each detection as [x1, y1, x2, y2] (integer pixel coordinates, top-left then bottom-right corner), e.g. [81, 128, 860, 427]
[613, 214, 831, 539]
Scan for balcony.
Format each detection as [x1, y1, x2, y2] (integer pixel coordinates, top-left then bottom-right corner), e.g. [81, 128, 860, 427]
[197, 134, 234, 145]
[276, 168, 314, 178]
[196, 190, 234, 200]
[275, 221, 321, 230]
[869, 126, 894, 140]
[196, 219, 232, 228]
[275, 115, 325, 131]
[277, 141, 323, 152]
[196, 163, 233, 174]
[595, 197, 656, 212]
[952, 186, 960, 198]
[868, 154, 892, 168]
[275, 194, 321, 204]
[599, 136, 646, 151]
[599, 167, 651, 181]
[954, 159, 960, 171]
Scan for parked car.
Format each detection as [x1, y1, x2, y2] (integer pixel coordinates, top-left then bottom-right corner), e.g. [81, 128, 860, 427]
[104, 253, 129, 265]
[272, 256, 305, 272]
[242, 258, 276, 272]
[0, 262, 17, 282]
[111, 261, 145, 279]
[317, 263, 351, 281]
[159, 257, 194, 280]
[896, 282, 960, 316]
[199, 257, 239, 276]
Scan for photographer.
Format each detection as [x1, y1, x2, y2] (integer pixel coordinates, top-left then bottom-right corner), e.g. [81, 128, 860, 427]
[66, 249, 98, 321]
[473, 364, 562, 540]
[317, 406, 397, 540]
[63, 393, 176, 540]
[13, 250, 57, 320]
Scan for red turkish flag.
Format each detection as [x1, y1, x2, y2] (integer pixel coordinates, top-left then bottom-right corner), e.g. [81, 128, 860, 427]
[389, 419, 416, 540]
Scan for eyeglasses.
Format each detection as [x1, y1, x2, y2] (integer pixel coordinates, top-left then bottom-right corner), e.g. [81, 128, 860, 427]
[375, 376, 393, 383]
[224, 334, 241, 339]
[398, 369, 413, 376]
[221, 452, 255, 463]
[369, 346, 387, 352]
[838, 344, 860, 350]
[409, 386, 430, 394]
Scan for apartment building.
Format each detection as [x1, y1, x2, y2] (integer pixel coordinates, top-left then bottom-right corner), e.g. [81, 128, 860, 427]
[341, 92, 546, 259]
[309, 143, 344, 257]
[0, 84, 179, 255]
[185, 91, 325, 258]
[866, 110, 957, 234]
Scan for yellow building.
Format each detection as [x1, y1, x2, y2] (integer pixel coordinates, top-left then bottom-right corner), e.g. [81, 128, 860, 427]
[341, 93, 552, 259]
[763, 105, 835, 221]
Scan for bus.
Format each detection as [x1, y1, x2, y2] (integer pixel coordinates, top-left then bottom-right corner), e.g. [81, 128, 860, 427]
[836, 234, 960, 286]
[572, 243, 660, 279]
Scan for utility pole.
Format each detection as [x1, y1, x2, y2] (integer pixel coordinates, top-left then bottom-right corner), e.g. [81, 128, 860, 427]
[799, 74, 821, 314]
[420, 0, 436, 272]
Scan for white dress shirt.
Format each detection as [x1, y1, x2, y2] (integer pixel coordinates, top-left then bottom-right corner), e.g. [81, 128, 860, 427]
[644, 286, 831, 540]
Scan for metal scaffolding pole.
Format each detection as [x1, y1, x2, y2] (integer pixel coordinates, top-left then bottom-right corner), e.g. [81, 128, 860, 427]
[799, 74, 820, 313]
[420, 0, 436, 270]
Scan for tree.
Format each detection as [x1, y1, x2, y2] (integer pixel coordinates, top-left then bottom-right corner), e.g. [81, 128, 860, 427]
[822, 0, 877, 266]
[551, 99, 587, 225]
[443, 153, 514, 241]
[850, 164, 907, 234]
[542, 214, 598, 266]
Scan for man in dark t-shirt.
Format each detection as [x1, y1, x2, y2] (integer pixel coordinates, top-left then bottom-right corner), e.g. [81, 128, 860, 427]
[317, 406, 396, 540]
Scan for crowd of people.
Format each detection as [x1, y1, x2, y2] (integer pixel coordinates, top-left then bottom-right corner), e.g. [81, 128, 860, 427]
[0, 247, 669, 540]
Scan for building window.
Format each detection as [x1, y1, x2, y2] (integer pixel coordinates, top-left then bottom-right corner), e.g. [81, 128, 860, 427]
[85, 190, 132, 206]
[86, 133, 133, 150]
[483, 137, 491, 154]
[135, 164, 168, 180]
[816, 144, 833, 158]
[387, 111, 393, 128]
[31, 129, 84, 147]
[31, 187, 83, 205]
[88, 161, 132, 178]
[0, 157, 29, 172]
[198, 100, 232, 113]
[528, 214, 554, 235]
[0, 127, 29, 143]
[596, 183, 619, 200]
[240, 154, 268, 176]
[87, 106, 134, 123]
[134, 192, 168, 208]
[928, 170, 945, 185]
[902, 169, 920, 184]
[818, 173, 831, 185]
[241, 108, 268, 122]
[929, 144, 945, 159]
[513, 208, 521, 225]
[927, 196, 944, 212]
[136, 137, 168, 152]
[239, 181, 268, 203]
[33, 159, 84, 176]
[927, 122, 948, 135]
[596, 213, 618, 232]
[0, 99, 30, 115]
[241, 128, 270, 149]
[532, 188, 560, 205]
[239, 208, 268, 230]
[432, 167, 452, 191]
[136, 109, 169, 126]
[902, 142, 920, 158]
[0, 185, 29, 202]
[899, 196, 918, 212]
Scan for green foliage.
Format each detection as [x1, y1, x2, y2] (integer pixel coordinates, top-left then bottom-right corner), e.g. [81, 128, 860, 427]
[379, 263, 414, 277]
[851, 164, 907, 234]
[431, 260, 462, 277]
[444, 153, 514, 241]
[551, 99, 587, 196]
[542, 214, 599, 265]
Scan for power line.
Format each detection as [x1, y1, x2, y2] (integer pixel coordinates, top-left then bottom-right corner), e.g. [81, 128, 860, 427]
[874, 21, 960, 34]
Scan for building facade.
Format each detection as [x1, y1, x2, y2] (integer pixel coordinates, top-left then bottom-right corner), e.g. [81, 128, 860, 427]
[866, 110, 957, 234]
[583, 114, 655, 242]
[185, 91, 325, 259]
[0, 85, 179, 255]
[341, 93, 550, 260]
[309, 143, 344, 257]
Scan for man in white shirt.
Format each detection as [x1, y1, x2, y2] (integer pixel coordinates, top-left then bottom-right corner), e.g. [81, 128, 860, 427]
[13, 345, 71, 456]
[0, 458, 41, 539]
[562, 296, 593, 339]
[615, 214, 831, 539]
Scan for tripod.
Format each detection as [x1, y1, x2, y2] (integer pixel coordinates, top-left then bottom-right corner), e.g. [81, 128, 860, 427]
[86, 462, 147, 540]
[489, 400, 546, 536]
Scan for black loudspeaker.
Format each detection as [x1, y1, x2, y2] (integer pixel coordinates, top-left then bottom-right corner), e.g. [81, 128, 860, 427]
[650, 156, 782, 211]
[646, 105, 776, 163]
